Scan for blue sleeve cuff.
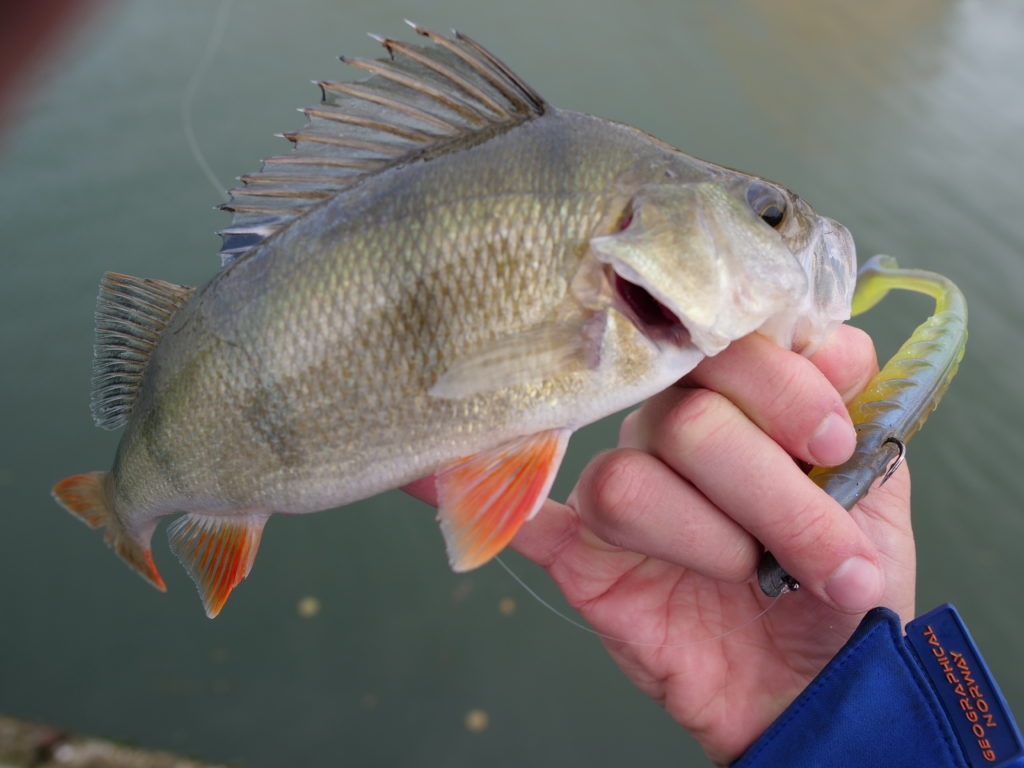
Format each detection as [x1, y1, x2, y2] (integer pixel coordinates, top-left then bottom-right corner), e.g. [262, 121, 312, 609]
[733, 604, 1024, 768]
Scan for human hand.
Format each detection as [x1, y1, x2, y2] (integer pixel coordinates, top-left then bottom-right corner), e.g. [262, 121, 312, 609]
[507, 326, 915, 766]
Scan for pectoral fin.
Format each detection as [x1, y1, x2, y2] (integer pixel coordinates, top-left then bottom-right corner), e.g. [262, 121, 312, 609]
[437, 428, 571, 571]
[429, 316, 605, 399]
[167, 512, 269, 618]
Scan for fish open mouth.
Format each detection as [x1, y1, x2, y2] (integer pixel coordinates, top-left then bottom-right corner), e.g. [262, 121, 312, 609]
[611, 270, 692, 348]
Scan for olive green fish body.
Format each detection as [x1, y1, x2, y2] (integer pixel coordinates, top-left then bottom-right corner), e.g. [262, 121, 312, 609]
[119, 113, 690, 519]
[54, 26, 857, 616]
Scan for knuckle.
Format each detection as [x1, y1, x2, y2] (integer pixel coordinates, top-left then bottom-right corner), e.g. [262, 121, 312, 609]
[718, 538, 760, 583]
[581, 450, 652, 537]
[661, 388, 729, 441]
[758, 361, 814, 427]
[660, 388, 740, 463]
[780, 497, 835, 556]
[704, 536, 761, 585]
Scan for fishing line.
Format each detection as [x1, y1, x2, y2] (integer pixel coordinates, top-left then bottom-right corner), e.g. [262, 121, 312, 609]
[181, 0, 234, 201]
[495, 555, 782, 649]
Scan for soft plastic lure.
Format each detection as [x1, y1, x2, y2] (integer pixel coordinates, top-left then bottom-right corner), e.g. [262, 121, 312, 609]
[758, 255, 968, 596]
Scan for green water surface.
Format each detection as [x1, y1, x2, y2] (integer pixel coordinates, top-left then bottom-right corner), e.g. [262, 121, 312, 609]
[1, 0, 1022, 765]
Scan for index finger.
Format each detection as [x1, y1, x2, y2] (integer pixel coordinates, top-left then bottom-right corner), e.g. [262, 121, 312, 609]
[685, 332, 856, 467]
[629, 384, 885, 614]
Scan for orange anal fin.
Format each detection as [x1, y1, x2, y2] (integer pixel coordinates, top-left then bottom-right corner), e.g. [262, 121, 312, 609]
[52, 471, 166, 592]
[112, 537, 167, 593]
[436, 428, 571, 572]
[167, 513, 268, 618]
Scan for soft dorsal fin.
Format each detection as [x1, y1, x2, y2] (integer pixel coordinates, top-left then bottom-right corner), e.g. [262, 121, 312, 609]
[217, 23, 548, 266]
[91, 272, 196, 429]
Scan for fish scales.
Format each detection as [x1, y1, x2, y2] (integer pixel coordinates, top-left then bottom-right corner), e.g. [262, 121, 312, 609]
[53, 26, 858, 616]
[133, 116, 635, 509]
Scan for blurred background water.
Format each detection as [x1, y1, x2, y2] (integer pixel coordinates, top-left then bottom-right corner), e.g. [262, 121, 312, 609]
[1, 0, 1022, 765]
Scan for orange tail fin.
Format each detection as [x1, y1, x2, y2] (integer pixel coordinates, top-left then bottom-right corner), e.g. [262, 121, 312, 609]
[52, 472, 166, 592]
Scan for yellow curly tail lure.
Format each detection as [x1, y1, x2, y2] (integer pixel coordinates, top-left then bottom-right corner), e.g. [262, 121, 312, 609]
[759, 255, 968, 596]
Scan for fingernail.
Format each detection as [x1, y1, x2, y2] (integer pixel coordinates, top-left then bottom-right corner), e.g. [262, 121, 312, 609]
[808, 411, 856, 466]
[825, 556, 883, 613]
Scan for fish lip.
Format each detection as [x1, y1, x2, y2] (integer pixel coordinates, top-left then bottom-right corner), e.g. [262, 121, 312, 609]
[814, 216, 858, 306]
[775, 214, 858, 354]
[817, 216, 856, 262]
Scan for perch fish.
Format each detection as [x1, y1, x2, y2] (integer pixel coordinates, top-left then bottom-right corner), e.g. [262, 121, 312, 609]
[53, 24, 857, 617]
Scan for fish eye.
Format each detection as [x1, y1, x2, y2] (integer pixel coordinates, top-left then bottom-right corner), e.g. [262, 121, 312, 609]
[746, 183, 788, 229]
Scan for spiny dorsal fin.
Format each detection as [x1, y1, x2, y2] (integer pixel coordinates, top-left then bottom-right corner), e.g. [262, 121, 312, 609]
[91, 272, 196, 429]
[217, 23, 547, 266]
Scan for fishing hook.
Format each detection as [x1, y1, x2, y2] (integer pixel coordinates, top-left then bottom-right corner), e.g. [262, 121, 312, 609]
[880, 436, 906, 486]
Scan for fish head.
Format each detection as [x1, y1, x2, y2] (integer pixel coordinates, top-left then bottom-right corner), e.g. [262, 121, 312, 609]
[752, 186, 858, 355]
[584, 157, 857, 359]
